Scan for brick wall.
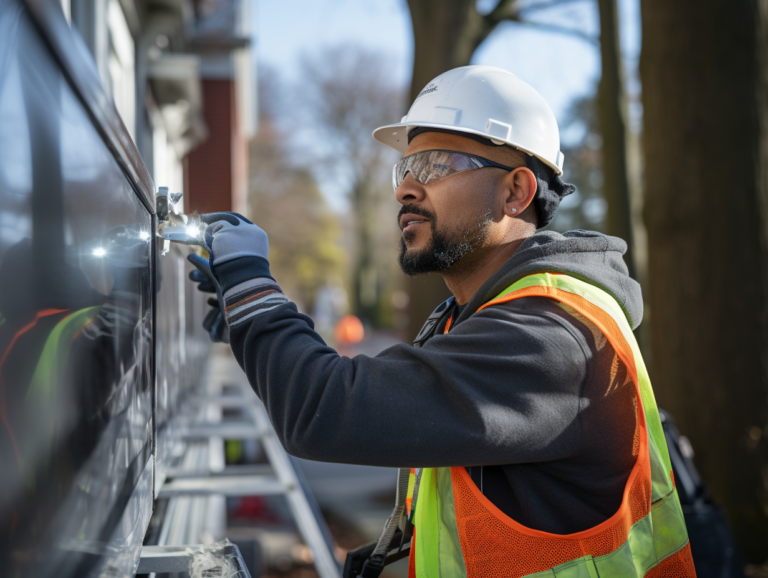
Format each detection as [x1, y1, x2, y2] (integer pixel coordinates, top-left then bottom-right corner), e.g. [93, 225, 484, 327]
[185, 79, 239, 214]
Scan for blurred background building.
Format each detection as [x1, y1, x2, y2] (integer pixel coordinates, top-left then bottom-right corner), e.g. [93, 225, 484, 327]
[65, 0, 255, 214]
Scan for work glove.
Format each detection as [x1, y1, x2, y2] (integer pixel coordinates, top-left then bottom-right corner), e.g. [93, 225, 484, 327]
[188, 259, 217, 293]
[188, 212, 285, 339]
[187, 253, 229, 343]
[201, 212, 271, 281]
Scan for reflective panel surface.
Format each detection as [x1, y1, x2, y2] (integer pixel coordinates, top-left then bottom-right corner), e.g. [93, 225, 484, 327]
[0, 2, 153, 575]
[155, 242, 210, 490]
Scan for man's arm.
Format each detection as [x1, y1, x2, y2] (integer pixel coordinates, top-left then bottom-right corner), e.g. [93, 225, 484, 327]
[228, 294, 591, 468]
[192, 212, 591, 468]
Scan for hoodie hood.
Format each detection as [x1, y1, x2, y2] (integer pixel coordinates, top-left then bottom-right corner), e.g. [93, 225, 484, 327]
[457, 230, 643, 330]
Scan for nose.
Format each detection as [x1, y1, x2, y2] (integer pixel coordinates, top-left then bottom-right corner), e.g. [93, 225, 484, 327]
[395, 173, 426, 205]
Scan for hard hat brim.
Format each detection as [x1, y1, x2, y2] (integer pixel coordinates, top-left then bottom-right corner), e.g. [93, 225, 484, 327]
[372, 122, 563, 176]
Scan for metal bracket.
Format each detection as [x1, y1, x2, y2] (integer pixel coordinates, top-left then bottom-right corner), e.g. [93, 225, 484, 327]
[155, 186, 204, 251]
[138, 542, 252, 576]
[138, 545, 194, 573]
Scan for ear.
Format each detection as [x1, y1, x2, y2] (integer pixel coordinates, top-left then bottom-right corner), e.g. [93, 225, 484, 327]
[502, 166, 537, 218]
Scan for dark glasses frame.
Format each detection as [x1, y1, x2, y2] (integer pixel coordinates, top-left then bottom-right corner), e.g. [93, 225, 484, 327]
[392, 149, 518, 192]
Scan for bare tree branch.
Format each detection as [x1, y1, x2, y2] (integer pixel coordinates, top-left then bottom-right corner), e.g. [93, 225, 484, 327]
[472, 0, 524, 53]
[518, 0, 592, 15]
[485, 0, 523, 27]
[502, 19, 598, 45]
[482, 0, 596, 47]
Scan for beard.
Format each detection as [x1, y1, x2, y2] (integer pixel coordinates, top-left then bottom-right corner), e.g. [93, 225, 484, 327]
[398, 205, 494, 276]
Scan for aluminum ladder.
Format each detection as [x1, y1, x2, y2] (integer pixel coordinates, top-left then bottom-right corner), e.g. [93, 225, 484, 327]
[138, 357, 341, 578]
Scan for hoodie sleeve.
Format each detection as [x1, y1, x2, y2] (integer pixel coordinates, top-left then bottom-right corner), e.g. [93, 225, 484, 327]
[228, 296, 591, 468]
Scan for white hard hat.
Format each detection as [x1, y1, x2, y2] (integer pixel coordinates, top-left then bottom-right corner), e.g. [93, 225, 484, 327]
[373, 65, 564, 175]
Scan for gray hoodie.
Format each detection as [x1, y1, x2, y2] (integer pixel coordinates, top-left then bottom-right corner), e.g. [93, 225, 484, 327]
[229, 230, 642, 534]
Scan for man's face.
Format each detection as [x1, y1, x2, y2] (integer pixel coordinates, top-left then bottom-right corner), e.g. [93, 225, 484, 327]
[395, 132, 525, 275]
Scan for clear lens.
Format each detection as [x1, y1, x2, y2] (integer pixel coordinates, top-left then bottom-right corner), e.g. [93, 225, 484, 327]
[392, 150, 487, 192]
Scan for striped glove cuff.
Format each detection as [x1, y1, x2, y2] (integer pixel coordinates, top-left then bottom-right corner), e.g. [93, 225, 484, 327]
[224, 276, 289, 327]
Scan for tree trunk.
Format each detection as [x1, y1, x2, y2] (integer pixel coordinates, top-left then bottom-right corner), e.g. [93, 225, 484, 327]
[641, 0, 768, 562]
[596, 0, 636, 280]
[407, 0, 486, 103]
[404, 0, 492, 340]
[352, 178, 378, 323]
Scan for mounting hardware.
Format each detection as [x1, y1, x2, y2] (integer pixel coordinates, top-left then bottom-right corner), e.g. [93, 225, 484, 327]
[155, 186, 205, 252]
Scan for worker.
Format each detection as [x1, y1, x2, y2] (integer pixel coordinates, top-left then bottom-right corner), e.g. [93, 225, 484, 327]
[188, 65, 696, 577]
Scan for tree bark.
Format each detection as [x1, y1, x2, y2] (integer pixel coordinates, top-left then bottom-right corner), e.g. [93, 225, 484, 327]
[596, 0, 636, 280]
[352, 178, 378, 322]
[403, 0, 506, 340]
[641, 0, 768, 562]
[407, 0, 489, 103]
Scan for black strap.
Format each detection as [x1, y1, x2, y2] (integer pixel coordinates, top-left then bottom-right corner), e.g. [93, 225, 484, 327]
[342, 524, 413, 578]
[343, 299, 454, 577]
[412, 296, 456, 347]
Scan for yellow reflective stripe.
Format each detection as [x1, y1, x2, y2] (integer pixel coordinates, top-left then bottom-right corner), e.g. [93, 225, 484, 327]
[524, 489, 689, 577]
[647, 489, 689, 564]
[436, 468, 467, 576]
[413, 467, 467, 577]
[495, 273, 674, 500]
[413, 468, 439, 577]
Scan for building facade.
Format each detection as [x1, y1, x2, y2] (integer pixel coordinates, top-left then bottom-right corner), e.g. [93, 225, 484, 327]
[65, 0, 255, 213]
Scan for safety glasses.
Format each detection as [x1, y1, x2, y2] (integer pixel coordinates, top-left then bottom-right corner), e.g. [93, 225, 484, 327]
[392, 149, 516, 192]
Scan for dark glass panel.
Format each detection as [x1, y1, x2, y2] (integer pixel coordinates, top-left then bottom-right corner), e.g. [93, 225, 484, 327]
[0, 3, 153, 576]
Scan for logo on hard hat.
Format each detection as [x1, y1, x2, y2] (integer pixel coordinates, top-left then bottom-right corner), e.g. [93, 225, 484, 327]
[416, 83, 440, 100]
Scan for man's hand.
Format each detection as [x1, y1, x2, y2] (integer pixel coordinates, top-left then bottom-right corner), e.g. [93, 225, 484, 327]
[202, 297, 229, 343]
[187, 212, 287, 339]
[188, 255, 217, 293]
[187, 253, 229, 343]
[201, 212, 271, 288]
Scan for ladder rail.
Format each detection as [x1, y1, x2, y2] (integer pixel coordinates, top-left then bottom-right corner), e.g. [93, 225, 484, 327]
[249, 402, 341, 578]
[146, 377, 341, 578]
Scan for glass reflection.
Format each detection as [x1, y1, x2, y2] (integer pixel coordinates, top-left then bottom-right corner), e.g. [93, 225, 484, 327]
[0, 3, 152, 577]
[154, 243, 211, 488]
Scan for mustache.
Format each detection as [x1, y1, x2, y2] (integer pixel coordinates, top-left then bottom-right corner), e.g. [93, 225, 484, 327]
[397, 204, 435, 225]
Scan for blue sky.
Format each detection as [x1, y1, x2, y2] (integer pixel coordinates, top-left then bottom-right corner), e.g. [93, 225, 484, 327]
[252, 0, 641, 209]
[254, 0, 640, 120]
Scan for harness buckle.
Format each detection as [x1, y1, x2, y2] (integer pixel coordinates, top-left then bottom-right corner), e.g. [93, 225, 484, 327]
[413, 297, 456, 347]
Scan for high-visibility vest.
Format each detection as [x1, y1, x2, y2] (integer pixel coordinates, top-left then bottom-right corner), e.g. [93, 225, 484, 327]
[405, 273, 696, 578]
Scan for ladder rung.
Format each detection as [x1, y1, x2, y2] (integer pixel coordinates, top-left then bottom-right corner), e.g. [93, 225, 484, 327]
[180, 422, 261, 439]
[158, 474, 286, 497]
[165, 463, 274, 479]
[192, 395, 256, 408]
